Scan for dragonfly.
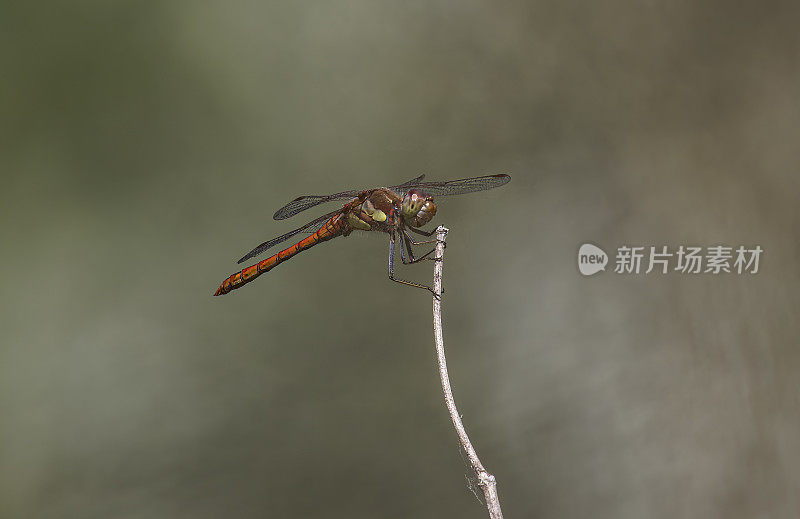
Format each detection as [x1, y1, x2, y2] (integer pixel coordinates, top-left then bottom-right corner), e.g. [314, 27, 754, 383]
[213, 173, 511, 296]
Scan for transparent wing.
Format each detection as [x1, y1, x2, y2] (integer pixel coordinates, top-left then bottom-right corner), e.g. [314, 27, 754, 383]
[272, 174, 427, 220]
[395, 174, 511, 197]
[389, 174, 426, 190]
[273, 190, 361, 220]
[237, 209, 341, 264]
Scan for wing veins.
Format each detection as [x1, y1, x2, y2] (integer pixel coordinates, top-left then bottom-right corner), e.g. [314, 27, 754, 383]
[400, 174, 510, 197]
[272, 175, 428, 220]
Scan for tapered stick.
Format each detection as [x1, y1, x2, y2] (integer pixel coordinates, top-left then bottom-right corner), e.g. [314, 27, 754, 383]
[431, 225, 503, 519]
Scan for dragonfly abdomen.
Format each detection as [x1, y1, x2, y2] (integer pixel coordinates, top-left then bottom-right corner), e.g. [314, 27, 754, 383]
[214, 215, 349, 296]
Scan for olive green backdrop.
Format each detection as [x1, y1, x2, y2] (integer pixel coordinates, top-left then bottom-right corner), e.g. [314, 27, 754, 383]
[1, 1, 798, 518]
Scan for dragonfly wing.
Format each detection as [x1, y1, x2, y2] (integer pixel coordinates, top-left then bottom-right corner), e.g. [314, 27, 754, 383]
[238, 209, 341, 264]
[409, 174, 510, 197]
[272, 190, 362, 220]
[388, 174, 426, 191]
[273, 175, 428, 220]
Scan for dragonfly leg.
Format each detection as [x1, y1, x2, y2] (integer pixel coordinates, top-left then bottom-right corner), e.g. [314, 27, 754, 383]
[399, 228, 437, 265]
[406, 226, 446, 248]
[408, 226, 436, 237]
[401, 230, 417, 265]
[399, 230, 440, 265]
[388, 231, 440, 298]
[399, 228, 411, 264]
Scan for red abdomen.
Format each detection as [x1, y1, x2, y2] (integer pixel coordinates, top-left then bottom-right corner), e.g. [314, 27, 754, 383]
[214, 215, 347, 296]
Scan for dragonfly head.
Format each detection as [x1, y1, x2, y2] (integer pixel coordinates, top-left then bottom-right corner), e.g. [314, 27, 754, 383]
[401, 189, 437, 227]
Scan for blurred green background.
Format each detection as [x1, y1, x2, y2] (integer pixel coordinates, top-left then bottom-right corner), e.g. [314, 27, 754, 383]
[1, 1, 798, 518]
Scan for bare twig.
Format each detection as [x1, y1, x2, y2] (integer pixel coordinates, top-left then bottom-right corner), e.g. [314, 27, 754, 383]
[432, 225, 503, 519]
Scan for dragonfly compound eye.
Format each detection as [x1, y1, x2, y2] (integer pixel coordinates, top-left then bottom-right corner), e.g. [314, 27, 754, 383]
[409, 197, 436, 227]
[402, 189, 426, 219]
[401, 189, 437, 227]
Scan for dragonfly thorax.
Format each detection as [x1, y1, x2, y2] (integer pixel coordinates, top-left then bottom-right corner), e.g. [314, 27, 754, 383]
[402, 189, 437, 228]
